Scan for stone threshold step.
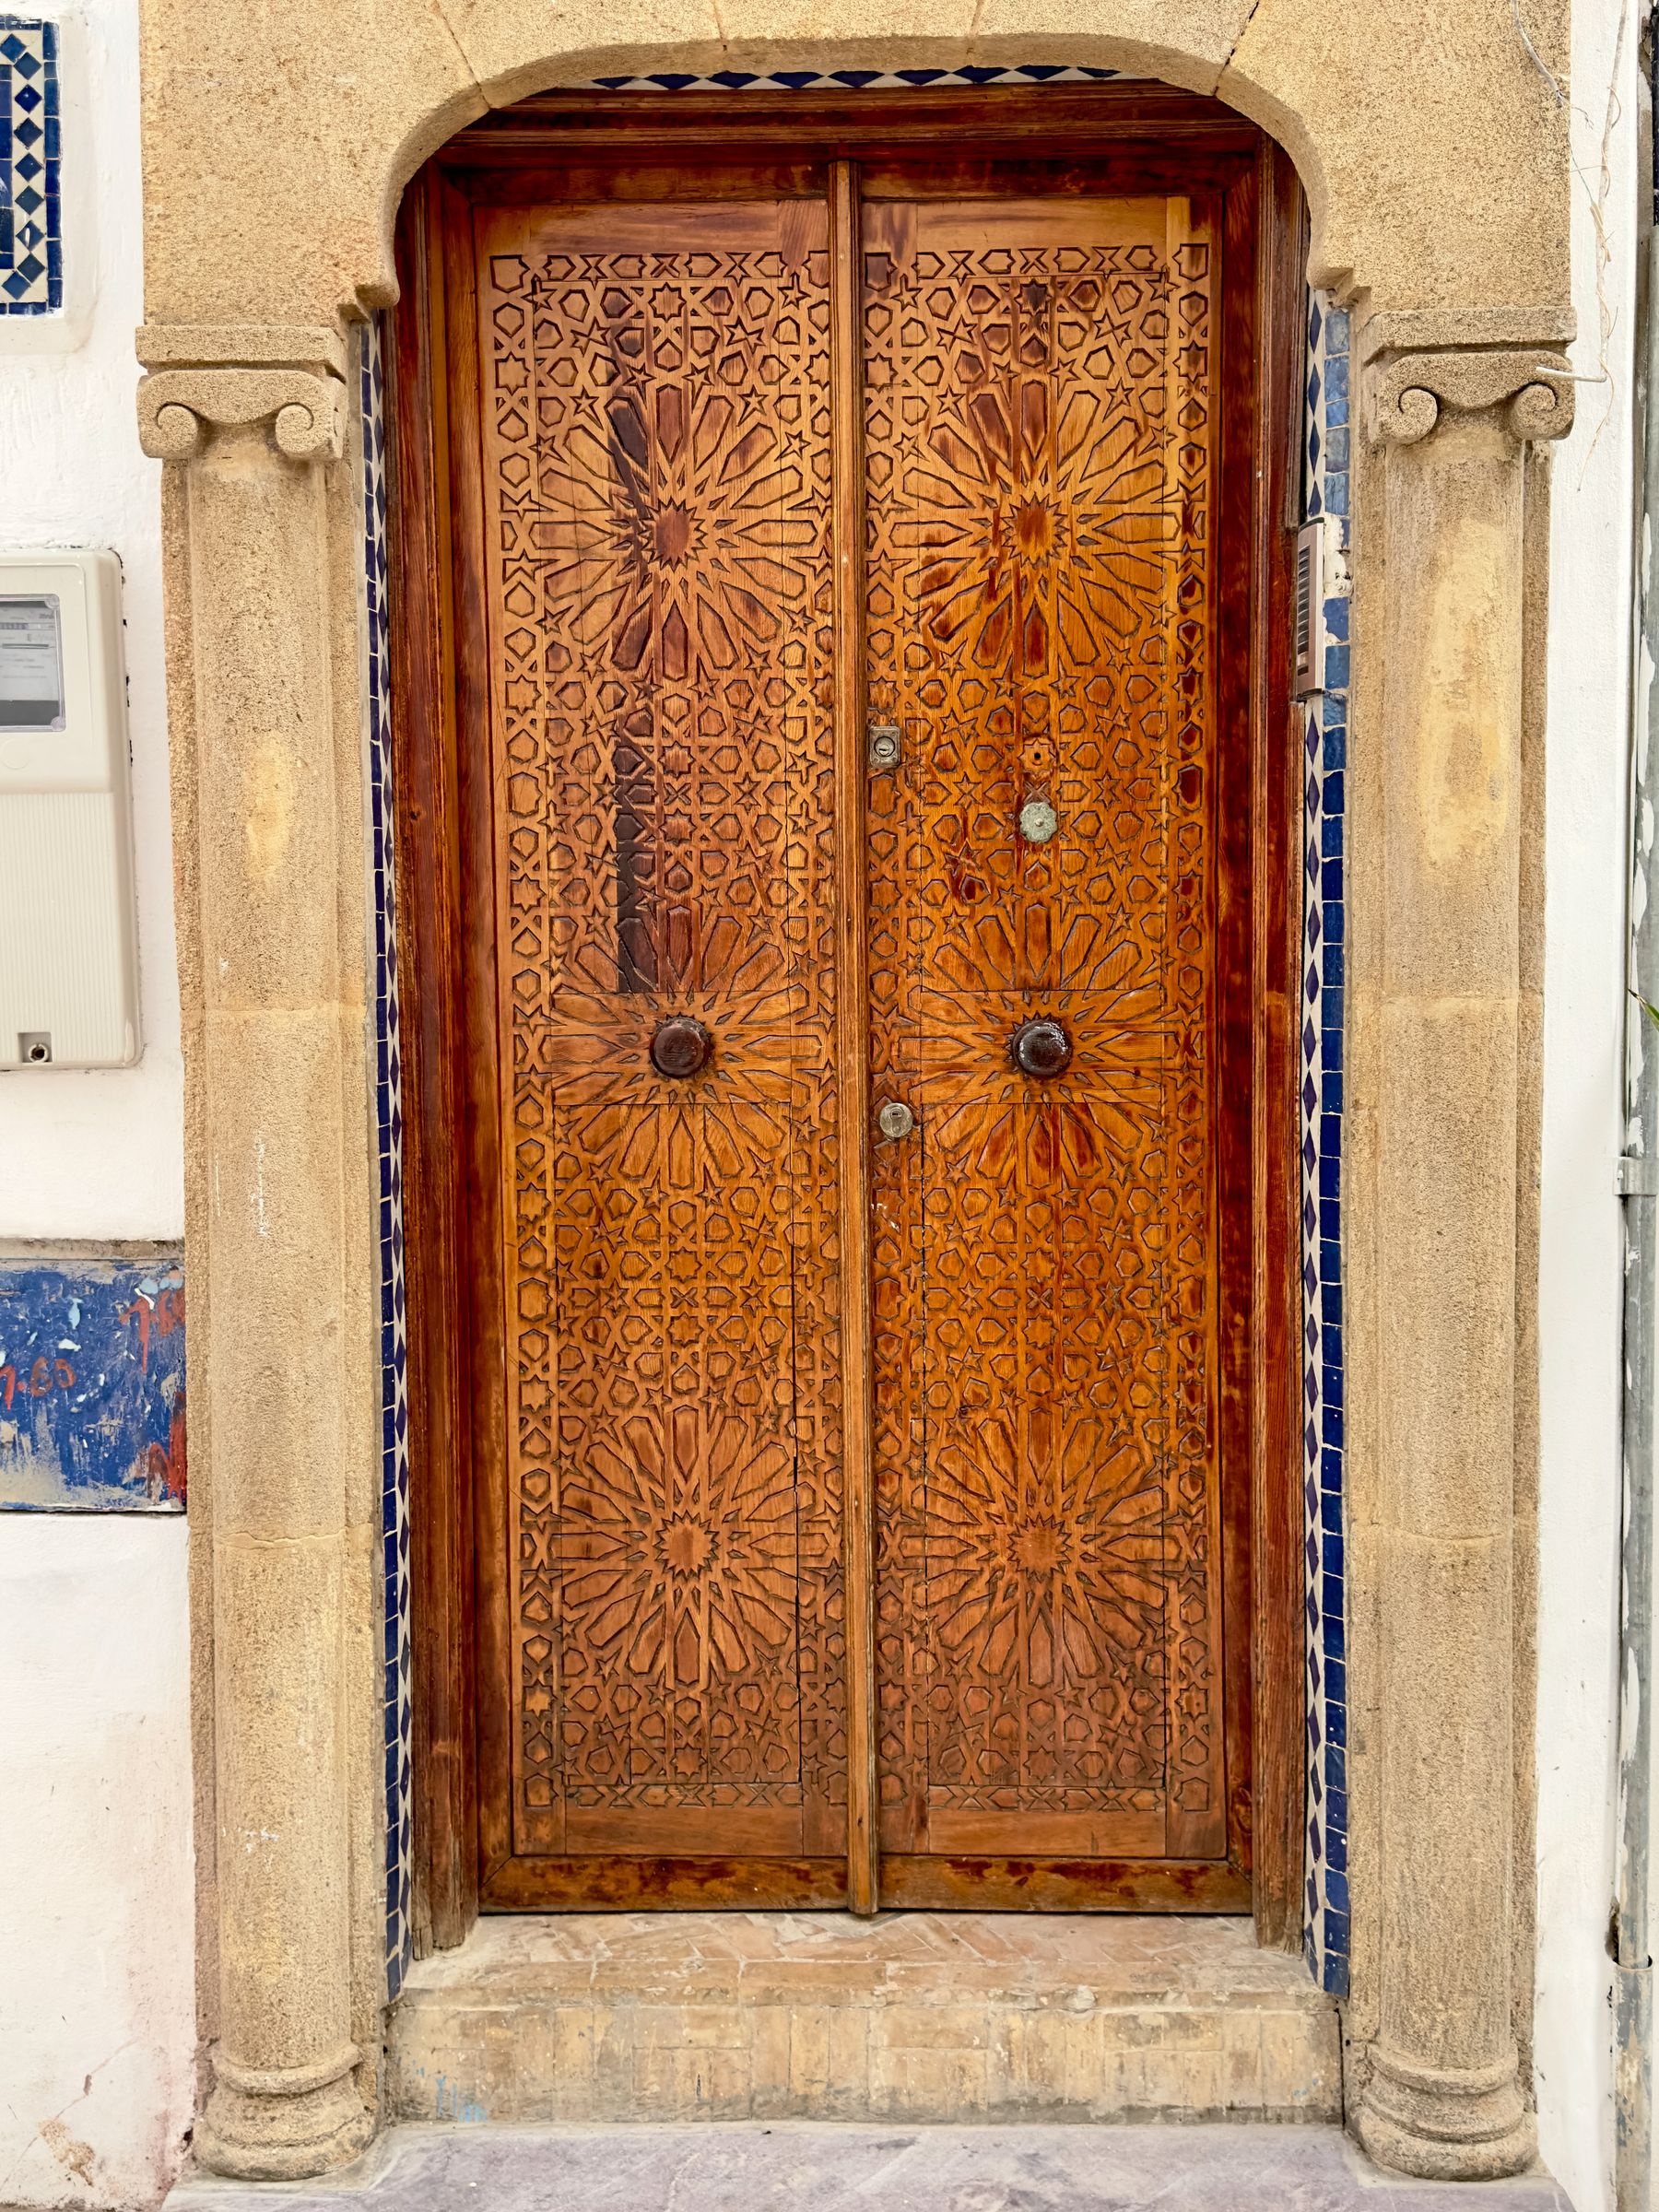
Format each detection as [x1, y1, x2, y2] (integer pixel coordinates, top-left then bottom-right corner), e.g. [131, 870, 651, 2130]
[165, 2122, 1576, 2211]
[387, 1912, 1340, 2126]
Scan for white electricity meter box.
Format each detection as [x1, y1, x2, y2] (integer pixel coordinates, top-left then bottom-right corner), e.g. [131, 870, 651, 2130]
[0, 552, 141, 1069]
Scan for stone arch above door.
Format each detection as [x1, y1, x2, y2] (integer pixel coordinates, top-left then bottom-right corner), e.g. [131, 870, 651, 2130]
[135, 0, 1570, 332]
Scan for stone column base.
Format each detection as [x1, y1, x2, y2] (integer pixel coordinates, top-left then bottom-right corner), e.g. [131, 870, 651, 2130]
[194, 2045, 373, 2182]
[1356, 2044, 1537, 2182]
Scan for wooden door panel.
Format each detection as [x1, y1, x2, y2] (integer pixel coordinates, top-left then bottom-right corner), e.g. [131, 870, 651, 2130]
[403, 100, 1299, 1933]
[449, 139, 1265, 1909]
[864, 194, 1227, 1866]
[472, 194, 849, 1879]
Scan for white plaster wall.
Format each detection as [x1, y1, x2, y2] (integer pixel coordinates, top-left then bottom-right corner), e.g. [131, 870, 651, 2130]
[1534, 0, 1639, 2205]
[0, 2, 194, 2208]
[0, 1, 181, 1230]
[0, 1520, 194, 2210]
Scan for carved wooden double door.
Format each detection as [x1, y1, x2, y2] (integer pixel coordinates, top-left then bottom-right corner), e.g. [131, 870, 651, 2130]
[461, 145, 1251, 1912]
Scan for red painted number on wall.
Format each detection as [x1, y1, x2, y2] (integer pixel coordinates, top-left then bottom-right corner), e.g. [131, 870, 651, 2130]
[0, 1356, 76, 1410]
[117, 1285, 185, 1373]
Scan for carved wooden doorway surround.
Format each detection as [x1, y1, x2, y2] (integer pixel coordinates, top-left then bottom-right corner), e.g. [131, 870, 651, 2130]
[390, 87, 1305, 1940]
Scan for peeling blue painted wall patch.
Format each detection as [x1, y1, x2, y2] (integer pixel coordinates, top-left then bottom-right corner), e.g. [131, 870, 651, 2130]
[0, 1255, 185, 1510]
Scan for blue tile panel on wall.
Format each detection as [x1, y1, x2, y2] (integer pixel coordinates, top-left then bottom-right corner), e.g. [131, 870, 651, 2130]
[0, 1256, 185, 1509]
[0, 18, 61, 312]
[1301, 295, 1350, 1999]
[359, 316, 412, 2002]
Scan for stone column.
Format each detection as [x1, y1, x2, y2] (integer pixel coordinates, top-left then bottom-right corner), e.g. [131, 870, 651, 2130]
[1354, 339, 1572, 2180]
[138, 331, 374, 2181]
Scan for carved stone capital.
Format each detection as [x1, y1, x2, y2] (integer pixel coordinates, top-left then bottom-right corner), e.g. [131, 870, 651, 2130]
[136, 366, 345, 464]
[135, 323, 348, 377]
[1365, 347, 1574, 447]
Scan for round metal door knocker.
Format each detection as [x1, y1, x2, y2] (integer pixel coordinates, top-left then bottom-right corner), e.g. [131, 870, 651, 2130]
[1008, 1017, 1073, 1079]
[650, 1015, 713, 1078]
[877, 1099, 916, 1141]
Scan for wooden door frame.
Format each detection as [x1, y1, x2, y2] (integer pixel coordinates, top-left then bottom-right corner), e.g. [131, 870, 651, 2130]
[386, 83, 1307, 1955]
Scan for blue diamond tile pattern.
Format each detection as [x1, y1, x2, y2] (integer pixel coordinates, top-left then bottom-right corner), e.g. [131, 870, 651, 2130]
[0, 18, 61, 313]
[359, 317, 412, 2003]
[588, 62, 1124, 91]
[1300, 295, 1349, 2000]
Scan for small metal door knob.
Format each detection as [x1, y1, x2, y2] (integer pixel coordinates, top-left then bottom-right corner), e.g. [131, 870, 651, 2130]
[877, 1099, 915, 1141]
[650, 1015, 713, 1078]
[1008, 1017, 1073, 1079]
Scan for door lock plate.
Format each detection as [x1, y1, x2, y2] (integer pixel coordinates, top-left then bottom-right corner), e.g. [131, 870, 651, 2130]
[867, 724, 902, 771]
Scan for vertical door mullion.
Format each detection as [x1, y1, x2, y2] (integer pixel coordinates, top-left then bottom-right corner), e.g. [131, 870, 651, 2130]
[830, 159, 878, 1914]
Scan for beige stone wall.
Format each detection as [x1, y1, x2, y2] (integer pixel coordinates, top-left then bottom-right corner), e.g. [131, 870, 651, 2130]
[133, 0, 1578, 2185]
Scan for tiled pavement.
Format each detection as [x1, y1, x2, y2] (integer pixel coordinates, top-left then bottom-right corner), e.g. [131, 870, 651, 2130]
[168, 2122, 1577, 2211]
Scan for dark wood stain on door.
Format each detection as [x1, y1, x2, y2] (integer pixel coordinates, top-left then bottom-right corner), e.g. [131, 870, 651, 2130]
[389, 89, 1301, 1932]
